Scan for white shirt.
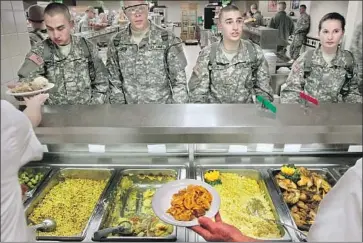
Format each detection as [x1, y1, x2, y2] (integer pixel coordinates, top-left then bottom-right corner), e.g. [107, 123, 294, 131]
[1, 100, 44, 242]
[308, 158, 362, 242]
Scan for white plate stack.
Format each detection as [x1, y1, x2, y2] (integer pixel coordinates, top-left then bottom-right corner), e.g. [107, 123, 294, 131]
[263, 51, 277, 75]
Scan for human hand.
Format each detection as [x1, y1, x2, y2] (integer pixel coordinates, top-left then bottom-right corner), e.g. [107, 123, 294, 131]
[24, 93, 49, 107]
[190, 212, 257, 242]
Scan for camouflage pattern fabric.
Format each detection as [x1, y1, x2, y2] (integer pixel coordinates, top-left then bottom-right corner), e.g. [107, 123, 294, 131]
[350, 22, 362, 94]
[188, 40, 274, 103]
[252, 11, 264, 26]
[107, 21, 189, 104]
[268, 11, 295, 48]
[280, 47, 362, 103]
[17, 35, 109, 105]
[29, 29, 48, 47]
[290, 13, 310, 60]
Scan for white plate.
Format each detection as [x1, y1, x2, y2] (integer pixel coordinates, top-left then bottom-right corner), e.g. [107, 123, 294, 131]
[6, 83, 55, 97]
[152, 179, 220, 227]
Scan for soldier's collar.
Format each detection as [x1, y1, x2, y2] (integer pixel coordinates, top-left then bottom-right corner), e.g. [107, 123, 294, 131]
[216, 40, 245, 64]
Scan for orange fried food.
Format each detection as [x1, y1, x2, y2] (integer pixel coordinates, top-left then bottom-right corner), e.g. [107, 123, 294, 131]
[167, 185, 212, 221]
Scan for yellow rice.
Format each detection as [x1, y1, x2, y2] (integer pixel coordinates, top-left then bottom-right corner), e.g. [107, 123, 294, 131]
[213, 173, 281, 239]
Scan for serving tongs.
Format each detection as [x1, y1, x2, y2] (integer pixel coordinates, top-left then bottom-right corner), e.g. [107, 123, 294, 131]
[93, 221, 133, 241]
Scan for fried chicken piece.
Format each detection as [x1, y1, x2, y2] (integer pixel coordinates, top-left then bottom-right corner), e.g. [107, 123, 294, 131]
[283, 189, 301, 204]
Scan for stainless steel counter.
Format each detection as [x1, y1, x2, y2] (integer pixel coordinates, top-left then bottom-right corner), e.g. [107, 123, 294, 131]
[35, 104, 362, 145]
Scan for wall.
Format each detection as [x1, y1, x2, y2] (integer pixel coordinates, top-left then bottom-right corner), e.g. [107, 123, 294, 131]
[343, 0, 362, 50]
[158, 1, 209, 22]
[1, 1, 31, 104]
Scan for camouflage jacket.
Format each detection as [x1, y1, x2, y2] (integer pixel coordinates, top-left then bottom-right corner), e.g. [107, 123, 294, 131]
[268, 11, 295, 46]
[29, 29, 48, 47]
[106, 22, 189, 104]
[280, 47, 362, 103]
[188, 40, 274, 103]
[18, 35, 109, 105]
[252, 11, 264, 26]
[350, 22, 362, 94]
[294, 13, 310, 36]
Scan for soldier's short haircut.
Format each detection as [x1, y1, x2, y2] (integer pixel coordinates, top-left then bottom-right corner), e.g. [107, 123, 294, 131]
[319, 12, 346, 32]
[44, 2, 71, 21]
[251, 3, 258, 10]
[300, 4, 307, 9]
[278, 1, 287, 10]
[219, 4, 240, 19]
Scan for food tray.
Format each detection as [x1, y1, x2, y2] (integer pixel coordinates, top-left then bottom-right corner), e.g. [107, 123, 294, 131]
[95, 169, 182, 242]
[24, 168, 115, 241]
[333, 166, 350, 177]
[268, 168, 338, 240]
[18, 166, 52, 204]
[199, 169, 291, 242]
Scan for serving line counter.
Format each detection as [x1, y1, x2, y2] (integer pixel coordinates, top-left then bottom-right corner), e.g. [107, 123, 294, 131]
[24, 104, 362, 242]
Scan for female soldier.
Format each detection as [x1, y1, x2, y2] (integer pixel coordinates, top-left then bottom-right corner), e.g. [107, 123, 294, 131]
[188, 5, 274, 104]
[280, 12, 362, 103]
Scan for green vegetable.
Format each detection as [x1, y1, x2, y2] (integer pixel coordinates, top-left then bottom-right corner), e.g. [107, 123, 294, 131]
[281, 164, 301, 183]
[206, 179, 222, 186]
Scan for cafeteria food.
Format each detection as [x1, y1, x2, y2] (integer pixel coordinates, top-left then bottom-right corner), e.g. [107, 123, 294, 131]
[105, 173, 175, 237]
[28, 178, 107, 236]
[167, 185, 212, 221]
[276, 164, 332, 229]
[10, 77, 49, 93]
[206, 171, 281, 239]
[18, 169, 45, 192]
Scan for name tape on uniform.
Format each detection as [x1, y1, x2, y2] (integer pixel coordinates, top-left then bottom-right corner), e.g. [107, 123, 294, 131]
[147, 144, 167, 154]
[283, 144, 302, 153]
[228, 145, 248, 153]
[256, 143, 274, 152]
[88, 144, 106, 153]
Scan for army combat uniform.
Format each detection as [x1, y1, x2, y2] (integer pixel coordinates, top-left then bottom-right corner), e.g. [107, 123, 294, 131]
[29, 29, 48, 47]
[252, 11, 264, 26]
[290, 13, 310, 60]
[350, 22, 362, 94]
[18, 36, 109, 105]
[188, 39, 274, 103]
[280, 47, 362, 103]
[106, 22, 189, 104]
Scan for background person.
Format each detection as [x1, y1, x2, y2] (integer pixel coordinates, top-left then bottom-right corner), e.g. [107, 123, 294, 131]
[27, 4, 48, 47]
[268, 1, 295, 53]
[289, 5, 310, 62]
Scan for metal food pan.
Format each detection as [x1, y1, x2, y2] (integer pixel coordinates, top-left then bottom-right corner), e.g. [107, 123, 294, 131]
[25, 168, 115, 241]
[18, 166, 52, 204]
[94, 169, 183, 242]
[268, 168, 338, 240]
[198, 168, 291, 242]
[333, 167, 350, 177]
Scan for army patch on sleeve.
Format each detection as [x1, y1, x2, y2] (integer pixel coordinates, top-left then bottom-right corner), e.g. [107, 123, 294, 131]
[28, 54, 44, 66]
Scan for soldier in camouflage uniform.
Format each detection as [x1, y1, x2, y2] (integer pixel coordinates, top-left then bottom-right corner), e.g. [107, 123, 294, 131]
[189, 5, 274, 103]
[281, 13, 362, 103]
[289, 5, 310, 61]
[350, 22, 362, 94]
[107, 0, 188, 104]
[27, 5, 48, 47]
[250, 4, 264, 27]
[17, 3, 109, 105]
